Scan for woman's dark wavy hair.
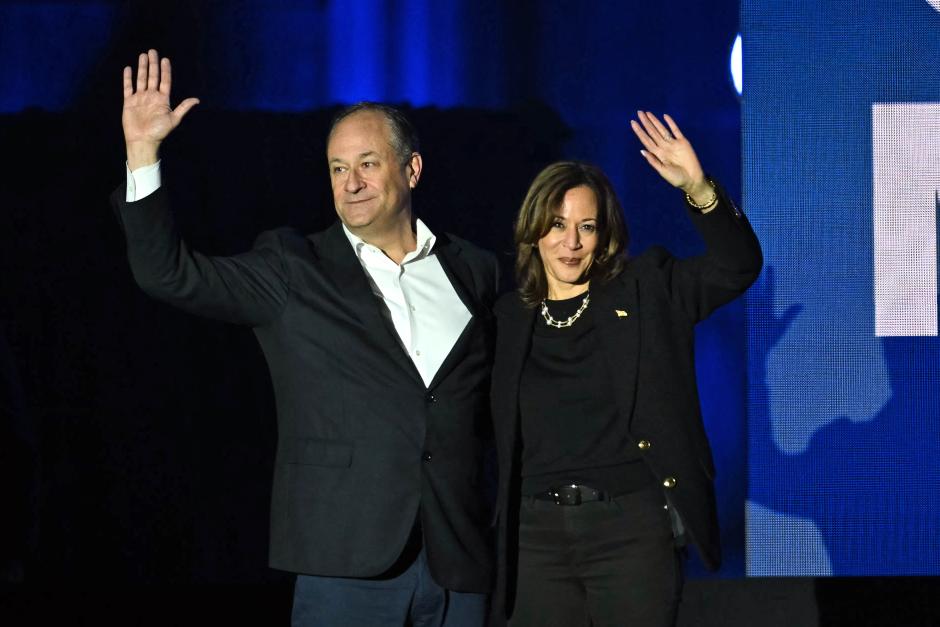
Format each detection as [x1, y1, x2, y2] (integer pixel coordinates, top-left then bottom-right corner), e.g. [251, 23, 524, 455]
[514, 161, 628, 306]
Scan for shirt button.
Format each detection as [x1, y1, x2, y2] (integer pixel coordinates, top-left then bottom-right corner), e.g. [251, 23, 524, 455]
[415, 349, 421, 356]
[422, 451, 432, 462]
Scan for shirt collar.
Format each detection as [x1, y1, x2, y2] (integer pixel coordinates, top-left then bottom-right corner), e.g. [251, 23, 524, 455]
[341, 218, 437, 264]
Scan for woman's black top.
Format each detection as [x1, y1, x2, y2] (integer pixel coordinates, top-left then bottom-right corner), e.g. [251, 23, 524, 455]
[518, 292, 655, 496]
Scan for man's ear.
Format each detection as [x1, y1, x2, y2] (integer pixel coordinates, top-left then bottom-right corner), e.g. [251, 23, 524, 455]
[407, 152, 423, 189]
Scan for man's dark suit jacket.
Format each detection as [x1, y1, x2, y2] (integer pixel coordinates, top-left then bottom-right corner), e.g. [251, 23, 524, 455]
[113, 187, 499, 592]
[489, 184, 763, 622]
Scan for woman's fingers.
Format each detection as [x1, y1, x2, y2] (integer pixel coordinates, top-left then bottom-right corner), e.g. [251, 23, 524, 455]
[630, 119, 658, 153]
[663, 114, 684, 140]
[644, 111, 673, 141]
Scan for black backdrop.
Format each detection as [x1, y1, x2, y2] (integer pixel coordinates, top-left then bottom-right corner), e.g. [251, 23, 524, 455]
[0, 104, 568, 584]
[3, 0, 940, 624]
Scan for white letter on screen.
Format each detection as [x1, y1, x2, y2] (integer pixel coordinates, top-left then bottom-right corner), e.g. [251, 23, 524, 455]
[873, 103, 940, 337]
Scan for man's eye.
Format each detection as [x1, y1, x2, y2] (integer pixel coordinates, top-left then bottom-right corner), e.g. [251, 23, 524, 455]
[332, 166, 346, 174]
[362, 162, 376, 168]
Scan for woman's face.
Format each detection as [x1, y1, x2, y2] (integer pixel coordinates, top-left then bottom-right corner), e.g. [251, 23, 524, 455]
[537, 185, 599, 299]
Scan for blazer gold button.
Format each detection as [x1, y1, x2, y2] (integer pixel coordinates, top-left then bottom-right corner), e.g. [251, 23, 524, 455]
[662, 477, 677, 489]
[638, 440, 651, 450]
[615, 309, 629, 318]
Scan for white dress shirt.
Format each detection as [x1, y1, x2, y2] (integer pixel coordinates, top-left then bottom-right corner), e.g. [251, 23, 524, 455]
[126, 162, 471, 387]
[341, 221, 471, 387]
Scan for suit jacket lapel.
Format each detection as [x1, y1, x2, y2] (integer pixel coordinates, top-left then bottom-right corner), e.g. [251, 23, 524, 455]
[493, 296, 535, 452]
[427, 235, 482, 390]
[433, 235, 483, 318]
[592, 277, 641, 428]
[317, 222, 423, 385]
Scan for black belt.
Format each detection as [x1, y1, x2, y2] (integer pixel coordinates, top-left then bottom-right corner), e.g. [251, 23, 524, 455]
[531, 484, 610, 506]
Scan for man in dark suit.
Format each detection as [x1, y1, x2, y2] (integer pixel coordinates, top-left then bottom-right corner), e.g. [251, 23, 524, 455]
[115, 49, 498, 627]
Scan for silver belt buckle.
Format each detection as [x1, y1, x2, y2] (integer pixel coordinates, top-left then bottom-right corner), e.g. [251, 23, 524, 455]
[551, 484, 581, 505]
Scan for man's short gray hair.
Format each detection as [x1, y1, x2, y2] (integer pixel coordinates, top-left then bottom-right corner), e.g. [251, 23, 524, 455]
[328, 102, 420, 166]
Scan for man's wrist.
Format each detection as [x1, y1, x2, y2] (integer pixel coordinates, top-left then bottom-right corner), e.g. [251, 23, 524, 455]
[126, 141, 161, 171]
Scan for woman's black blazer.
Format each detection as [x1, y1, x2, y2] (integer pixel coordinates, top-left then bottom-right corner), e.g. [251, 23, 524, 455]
[489, 184, 763, 623]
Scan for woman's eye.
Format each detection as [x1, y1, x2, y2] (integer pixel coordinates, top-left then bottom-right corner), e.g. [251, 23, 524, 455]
[580, 223, 597, 233]
[552, 221, 565, 229]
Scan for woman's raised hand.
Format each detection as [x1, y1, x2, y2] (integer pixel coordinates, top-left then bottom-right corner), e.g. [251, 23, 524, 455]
[630, 111, 712, 202]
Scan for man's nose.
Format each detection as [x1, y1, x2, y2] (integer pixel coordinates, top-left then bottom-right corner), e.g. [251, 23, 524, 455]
[344, 168, 365, 193]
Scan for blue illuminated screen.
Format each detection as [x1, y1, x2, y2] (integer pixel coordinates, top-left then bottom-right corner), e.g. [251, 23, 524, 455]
[744, 0, 940, 575]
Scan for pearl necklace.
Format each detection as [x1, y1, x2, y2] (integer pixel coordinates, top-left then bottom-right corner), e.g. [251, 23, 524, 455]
[540, 293, 590, 328]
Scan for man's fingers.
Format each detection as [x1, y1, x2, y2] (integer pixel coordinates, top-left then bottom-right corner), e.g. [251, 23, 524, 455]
[171, 98, 200, 125]
[135, 52, 147, 93]
[123, 66, 133, 99]
[159, 57, 172, 95]
[147, 49, 159, 91]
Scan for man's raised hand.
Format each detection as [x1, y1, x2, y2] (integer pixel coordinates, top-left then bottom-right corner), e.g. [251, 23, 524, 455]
[122, 49, 199, 169]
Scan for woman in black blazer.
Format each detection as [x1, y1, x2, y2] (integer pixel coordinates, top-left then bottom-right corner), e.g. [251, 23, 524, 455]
[490, 112, 762, 627]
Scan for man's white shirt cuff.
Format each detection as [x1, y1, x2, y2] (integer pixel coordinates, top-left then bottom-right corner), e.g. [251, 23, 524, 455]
[126, 161, 162, 202]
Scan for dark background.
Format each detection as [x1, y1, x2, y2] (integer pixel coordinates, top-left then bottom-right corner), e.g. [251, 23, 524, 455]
[0, 0, 936, 624]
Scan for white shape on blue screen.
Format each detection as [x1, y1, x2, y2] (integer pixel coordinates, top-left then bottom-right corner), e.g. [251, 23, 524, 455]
[872, 103, 940, 337]
[746, 501, 832, 576]
[730, 34, 743, 95]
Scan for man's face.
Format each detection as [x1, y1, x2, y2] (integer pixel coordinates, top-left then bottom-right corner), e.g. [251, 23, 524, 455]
[327, 111, 420, 237]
